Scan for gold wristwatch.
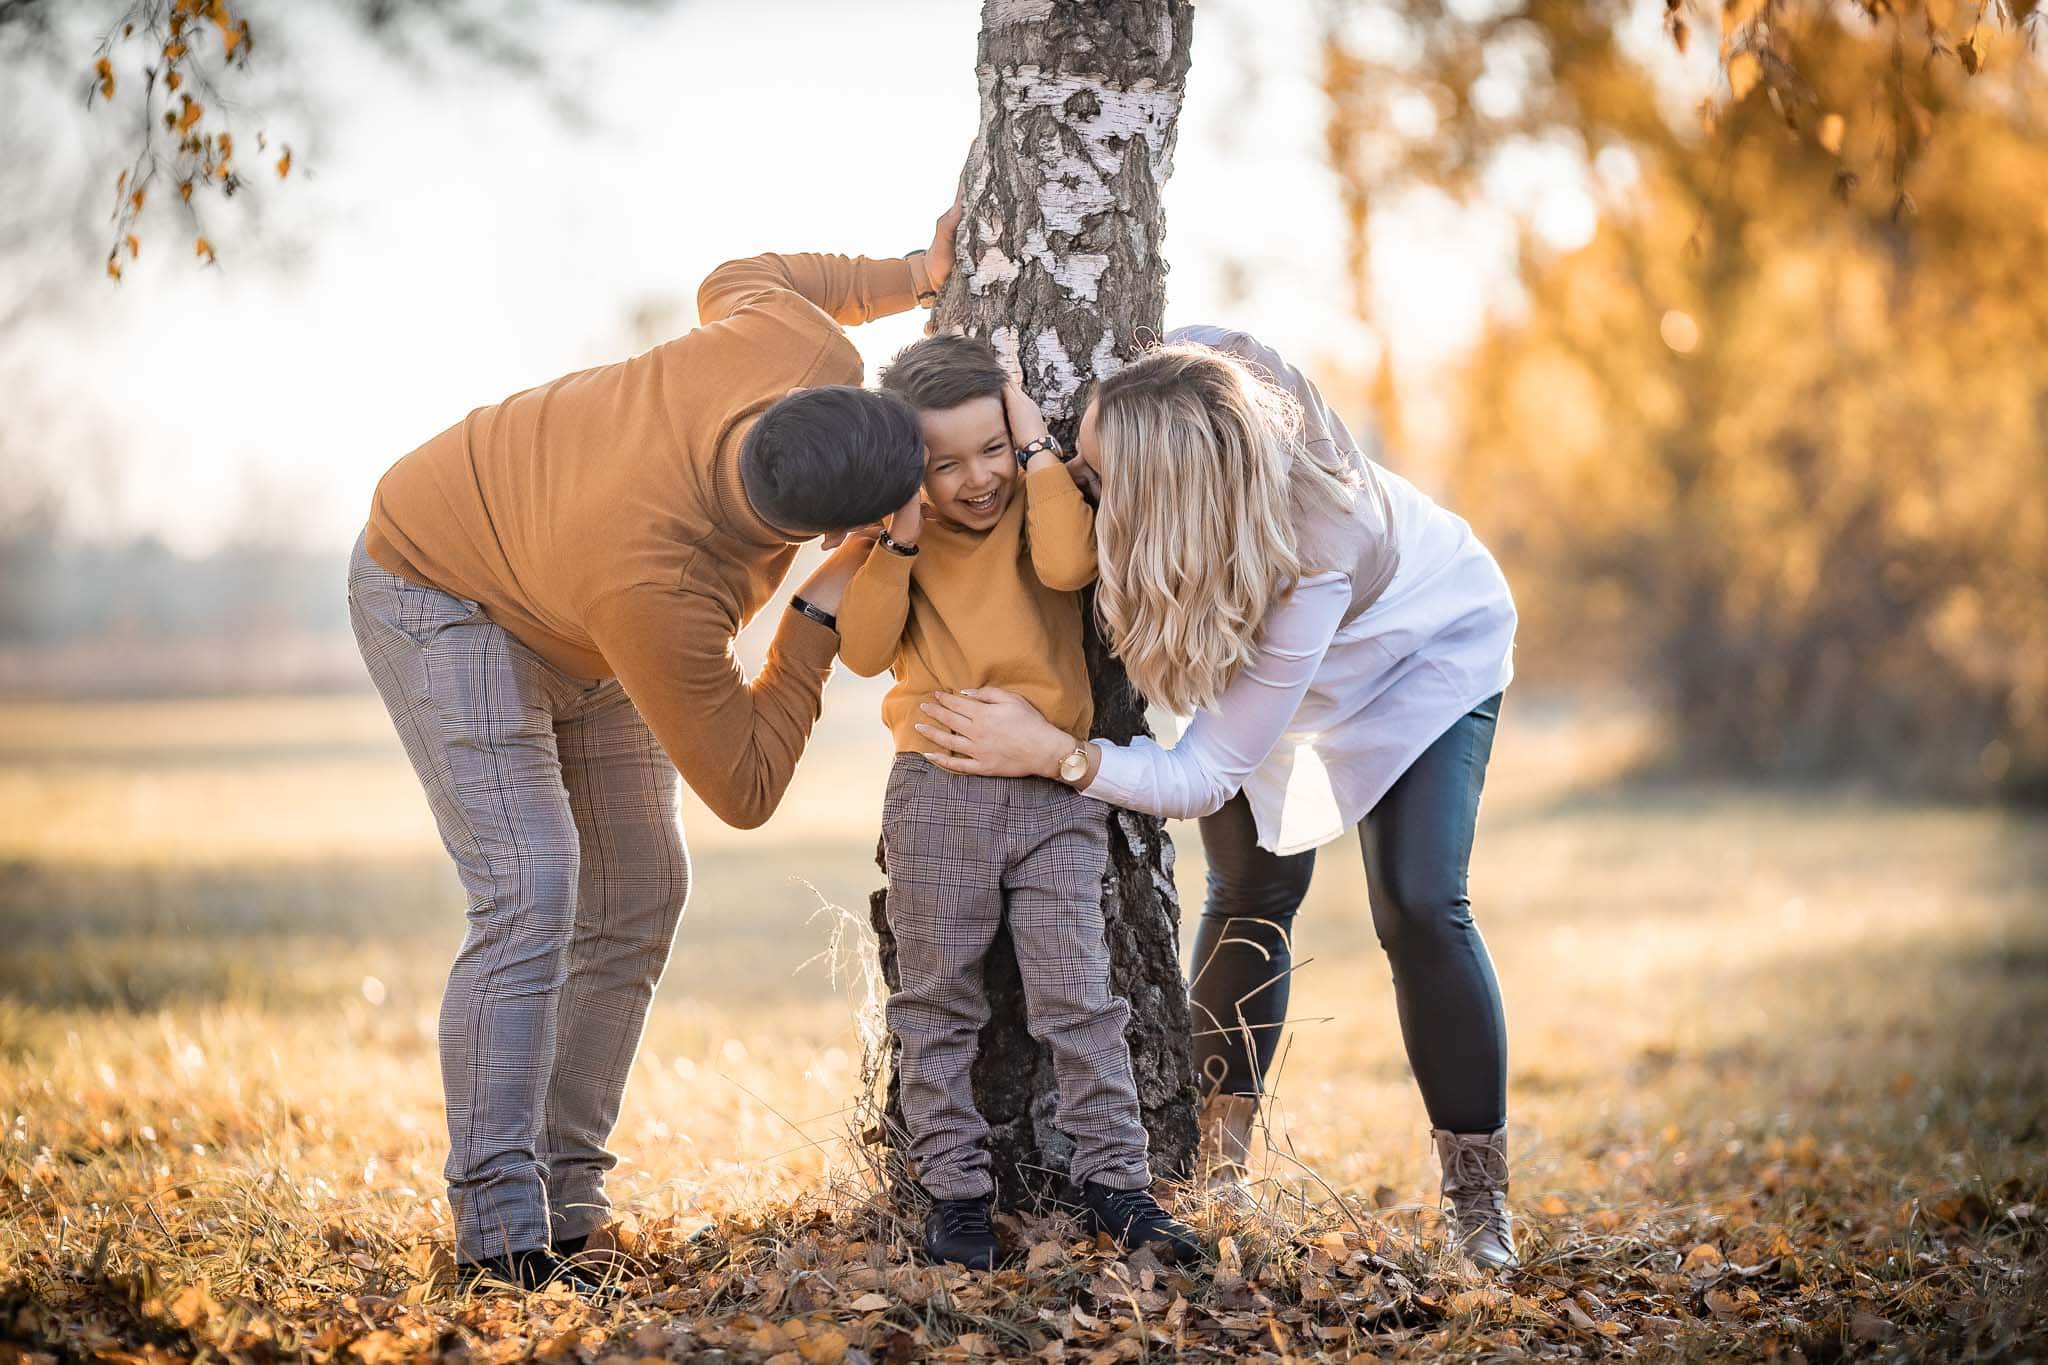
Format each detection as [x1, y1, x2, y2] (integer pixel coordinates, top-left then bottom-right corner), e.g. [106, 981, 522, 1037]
[1057, 742, 1091, 784]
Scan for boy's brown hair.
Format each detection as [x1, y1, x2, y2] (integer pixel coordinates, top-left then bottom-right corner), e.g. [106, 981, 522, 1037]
[878, 334, 1008, 412]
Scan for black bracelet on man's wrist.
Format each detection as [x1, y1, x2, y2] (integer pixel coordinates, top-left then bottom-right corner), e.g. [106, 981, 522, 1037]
[789, 594, 837, 631]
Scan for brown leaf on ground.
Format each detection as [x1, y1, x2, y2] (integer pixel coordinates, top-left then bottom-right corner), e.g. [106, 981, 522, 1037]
[1681, 1242, 1723, 1274]
[796, 1326, 850, 1364]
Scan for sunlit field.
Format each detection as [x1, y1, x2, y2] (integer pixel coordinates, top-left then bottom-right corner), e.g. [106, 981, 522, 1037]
[3, 694, 2043, 1360]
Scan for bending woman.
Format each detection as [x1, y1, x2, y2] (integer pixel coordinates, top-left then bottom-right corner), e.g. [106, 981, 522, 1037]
[913, 326, 1520, 1267]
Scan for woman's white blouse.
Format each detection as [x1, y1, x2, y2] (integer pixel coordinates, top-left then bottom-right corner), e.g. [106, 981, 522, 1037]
[1085, 336, 1518, 855]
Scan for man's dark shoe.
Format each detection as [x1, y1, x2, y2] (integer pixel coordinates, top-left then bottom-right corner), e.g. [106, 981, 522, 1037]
[458, 1246, 622, 1301]
[1080, 1181, 1203, 1263]
[923, 1195, 1003, 1270]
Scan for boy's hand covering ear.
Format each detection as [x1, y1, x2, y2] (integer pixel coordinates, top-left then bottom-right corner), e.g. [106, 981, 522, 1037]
[1001, 381, 1050, 451]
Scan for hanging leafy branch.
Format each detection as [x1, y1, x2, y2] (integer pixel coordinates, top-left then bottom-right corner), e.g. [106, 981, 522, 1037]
[85, 0, 293, 279]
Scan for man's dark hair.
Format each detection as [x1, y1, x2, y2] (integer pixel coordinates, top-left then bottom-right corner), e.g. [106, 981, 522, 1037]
[738, 386, 925, 536]
[878, 334, 1009, 412]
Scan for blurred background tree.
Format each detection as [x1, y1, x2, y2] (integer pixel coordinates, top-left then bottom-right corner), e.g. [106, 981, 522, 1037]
[1325, 1, 2048, 795]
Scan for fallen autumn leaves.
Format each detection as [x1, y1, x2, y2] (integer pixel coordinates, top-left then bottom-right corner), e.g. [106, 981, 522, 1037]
[4, 728, 2045, 1362]
[5, 1154, 2044, 1363]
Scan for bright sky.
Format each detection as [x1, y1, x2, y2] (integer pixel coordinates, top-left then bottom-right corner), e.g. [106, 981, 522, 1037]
[0, 0, 1608, 554]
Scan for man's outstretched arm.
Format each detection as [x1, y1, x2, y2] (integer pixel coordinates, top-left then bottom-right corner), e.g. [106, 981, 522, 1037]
[697, 203, 961, 329]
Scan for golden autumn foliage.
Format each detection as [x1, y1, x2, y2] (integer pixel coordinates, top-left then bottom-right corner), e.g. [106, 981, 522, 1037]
[1444, 21, 2048, 791]
[1324, 1, 2042, 316]
[1326, 3, 2048, 793]
[1676, 1, 2045, 194]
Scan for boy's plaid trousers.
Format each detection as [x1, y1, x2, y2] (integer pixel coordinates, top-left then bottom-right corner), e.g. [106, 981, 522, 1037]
[880, 753, 1152, 1199]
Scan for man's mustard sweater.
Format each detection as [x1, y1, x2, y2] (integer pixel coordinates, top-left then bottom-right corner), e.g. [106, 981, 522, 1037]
[365, 251, 921, 829]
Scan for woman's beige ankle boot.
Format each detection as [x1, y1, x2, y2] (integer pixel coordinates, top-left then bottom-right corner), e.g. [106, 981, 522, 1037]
[1433, 1126, 1518, 1269]
[1196, 1092, 1259, 1196]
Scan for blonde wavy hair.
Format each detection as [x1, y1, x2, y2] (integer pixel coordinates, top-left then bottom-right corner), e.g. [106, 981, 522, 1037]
[1091, 342, 1359, 715]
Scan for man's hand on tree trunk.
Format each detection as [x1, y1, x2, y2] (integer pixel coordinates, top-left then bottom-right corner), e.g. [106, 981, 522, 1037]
[920, 197, 965, 299]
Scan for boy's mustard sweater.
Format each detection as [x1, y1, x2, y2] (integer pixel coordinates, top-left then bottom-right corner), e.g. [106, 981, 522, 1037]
[837, 463, 1096, 753]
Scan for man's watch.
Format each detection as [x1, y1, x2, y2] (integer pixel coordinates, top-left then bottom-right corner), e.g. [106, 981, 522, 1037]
[1057, 741, 1091, 784]
[789, 594, 837, 631]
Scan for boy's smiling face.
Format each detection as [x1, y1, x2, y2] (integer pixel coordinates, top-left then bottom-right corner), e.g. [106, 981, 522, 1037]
[918, 394, 1014, 531]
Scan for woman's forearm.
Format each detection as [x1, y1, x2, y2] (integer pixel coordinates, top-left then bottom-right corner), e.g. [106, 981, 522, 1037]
[1081, 732, 1235, 819]
[1089, 574, 1353, 817]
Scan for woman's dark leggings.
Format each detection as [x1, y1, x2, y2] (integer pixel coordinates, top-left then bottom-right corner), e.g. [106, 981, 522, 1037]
[1187, 693, 1507, 1134]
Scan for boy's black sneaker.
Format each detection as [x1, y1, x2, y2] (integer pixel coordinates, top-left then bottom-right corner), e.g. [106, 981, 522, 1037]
[458, 1246, 622, 1301]
[1080, 1181, 1203, 1263]
[923, 1194, 1003, 1270]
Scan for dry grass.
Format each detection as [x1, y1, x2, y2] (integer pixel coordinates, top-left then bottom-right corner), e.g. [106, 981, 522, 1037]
[2, 694, 2044, 1361]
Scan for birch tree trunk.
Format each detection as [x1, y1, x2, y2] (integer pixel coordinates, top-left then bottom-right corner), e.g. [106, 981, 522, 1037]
[866, 0, 1200, 1210]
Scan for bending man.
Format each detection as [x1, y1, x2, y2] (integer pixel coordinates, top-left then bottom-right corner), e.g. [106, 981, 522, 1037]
[346, 207, 958, 1293]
